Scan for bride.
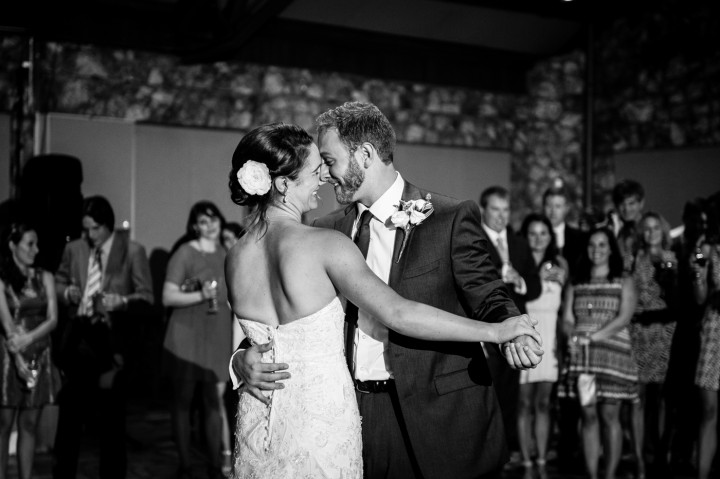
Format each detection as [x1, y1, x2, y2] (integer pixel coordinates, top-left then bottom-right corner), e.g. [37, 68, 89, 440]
[226, 123, 540, 478]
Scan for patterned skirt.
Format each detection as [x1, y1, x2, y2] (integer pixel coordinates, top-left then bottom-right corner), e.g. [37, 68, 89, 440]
[558, 327, 639, 402]
[630, 318, 676, 384]
[695, 307, 720, 391]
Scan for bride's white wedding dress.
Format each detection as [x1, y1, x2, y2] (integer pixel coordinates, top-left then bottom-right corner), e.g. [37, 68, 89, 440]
[233, 297, 363, 478]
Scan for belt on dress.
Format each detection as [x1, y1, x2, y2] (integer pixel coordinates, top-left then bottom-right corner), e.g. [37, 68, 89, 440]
[354, 379, 394, 394]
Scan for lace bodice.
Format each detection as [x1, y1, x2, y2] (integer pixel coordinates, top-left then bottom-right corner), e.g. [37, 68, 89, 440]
[233, 297, 362, 478]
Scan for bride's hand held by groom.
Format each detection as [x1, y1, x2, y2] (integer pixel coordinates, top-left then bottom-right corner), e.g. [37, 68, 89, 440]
[499, 314, 544, 371]
[232, 340, 290, 405]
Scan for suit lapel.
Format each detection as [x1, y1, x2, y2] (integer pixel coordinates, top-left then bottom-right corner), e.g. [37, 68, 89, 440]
[388, 182, 422, 289]
[103, 232, 128, 290]
[335, 204, 357, 239]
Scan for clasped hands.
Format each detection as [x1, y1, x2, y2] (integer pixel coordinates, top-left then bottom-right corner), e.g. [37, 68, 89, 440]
[500, 313, 544, 371]
[65, 285, 126, 311]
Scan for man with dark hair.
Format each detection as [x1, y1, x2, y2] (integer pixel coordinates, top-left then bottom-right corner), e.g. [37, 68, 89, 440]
[54, 195, 153, 479]
[611, 179, 646, 258]
[543, 185, 586, 274]
[231, 102, 543, 479]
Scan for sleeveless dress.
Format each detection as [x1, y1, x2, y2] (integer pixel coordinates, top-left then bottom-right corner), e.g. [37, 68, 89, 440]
[558, 278, 639, 402]
[630, 250, 677, 384]
[0, 269, 61, 408]
[520, 279, 561, 384]
[695, 244, 720, 391]
[233, 297, 362, 478]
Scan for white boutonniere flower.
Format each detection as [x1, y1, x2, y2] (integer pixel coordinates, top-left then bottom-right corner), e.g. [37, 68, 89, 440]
[390, 193, 434, 263]
[237, 160, 272, 196]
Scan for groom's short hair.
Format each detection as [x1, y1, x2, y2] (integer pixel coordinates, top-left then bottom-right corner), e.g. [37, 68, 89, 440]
[316, 101, 396, 164]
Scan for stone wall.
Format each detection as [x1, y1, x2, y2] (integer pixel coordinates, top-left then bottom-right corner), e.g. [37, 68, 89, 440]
[2, 39, 586, 228]
[592, 0, 720, 209]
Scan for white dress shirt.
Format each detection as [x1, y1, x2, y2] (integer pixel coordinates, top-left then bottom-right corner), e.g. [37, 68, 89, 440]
[553, 222, 566, 251]
[481, 224, 526, 295]
[350, 172, 405, 381]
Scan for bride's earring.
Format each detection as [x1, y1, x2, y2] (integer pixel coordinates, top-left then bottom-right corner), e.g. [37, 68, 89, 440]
[282, 179, 288, 203]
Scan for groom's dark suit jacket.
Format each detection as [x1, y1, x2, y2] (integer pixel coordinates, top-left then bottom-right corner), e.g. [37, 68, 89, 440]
[315, 182, 521, 479]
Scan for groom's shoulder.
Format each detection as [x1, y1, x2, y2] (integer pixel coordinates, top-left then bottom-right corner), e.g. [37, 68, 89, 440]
[415, 186, 478, 215]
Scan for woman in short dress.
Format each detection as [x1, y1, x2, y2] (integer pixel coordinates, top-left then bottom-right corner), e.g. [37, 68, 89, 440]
[559, 227, 638, 479]
[0, 223, 61, 479]
[517, 213, 567, 478]
[692, 207, 720, 479]
[628, 212, 678, 476]
[162, 202, 233, 478]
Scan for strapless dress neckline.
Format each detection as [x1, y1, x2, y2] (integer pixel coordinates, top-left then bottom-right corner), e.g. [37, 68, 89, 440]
[237, 296, 342, 330]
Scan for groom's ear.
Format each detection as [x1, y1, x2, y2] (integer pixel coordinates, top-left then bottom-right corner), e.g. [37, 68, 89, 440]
[360, 142, 376, 168]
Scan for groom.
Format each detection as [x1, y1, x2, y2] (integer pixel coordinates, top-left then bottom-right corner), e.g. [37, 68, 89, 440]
[232, 102, 542, 478]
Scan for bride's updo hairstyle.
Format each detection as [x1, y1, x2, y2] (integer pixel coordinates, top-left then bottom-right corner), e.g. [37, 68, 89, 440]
[229, 123, 314, 232]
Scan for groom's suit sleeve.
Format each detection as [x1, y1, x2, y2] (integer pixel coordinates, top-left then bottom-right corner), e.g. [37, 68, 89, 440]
[451, 200, 521, 322]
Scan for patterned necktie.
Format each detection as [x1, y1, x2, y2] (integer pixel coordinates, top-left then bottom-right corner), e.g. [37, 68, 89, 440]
[345, 210, 373, 376]
[80, 248, 103, 316]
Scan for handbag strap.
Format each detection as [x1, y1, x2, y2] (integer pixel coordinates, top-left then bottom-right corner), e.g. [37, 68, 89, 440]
[583, 342, 591, 373]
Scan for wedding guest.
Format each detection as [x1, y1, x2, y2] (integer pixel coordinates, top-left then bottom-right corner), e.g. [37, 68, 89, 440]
[543, 185, 589, 473]
[666, 199, 709, 474]
[54, 196, 153, 479]
[691, 204, 720, 479]
[0, 223, 60, 479]
[221, 221, 245, 251]
[628, 212, 678, 477]
[612, 179, 646, 265]
[162, 201, 232, 479]
[543, 184, 586, 274]
[479, 186, 541, 452]
[559, 227, 638, 479]
[518, 213, 567, 478]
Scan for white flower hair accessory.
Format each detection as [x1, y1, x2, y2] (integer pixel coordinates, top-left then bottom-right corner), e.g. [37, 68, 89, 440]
[390, 193, 434, 263]
[237, 160, 272, 196]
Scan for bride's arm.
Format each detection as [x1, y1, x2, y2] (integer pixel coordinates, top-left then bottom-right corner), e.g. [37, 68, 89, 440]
[322, 231, 541, 345]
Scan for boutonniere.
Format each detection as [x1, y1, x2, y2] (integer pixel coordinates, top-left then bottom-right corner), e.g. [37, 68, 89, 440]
[390, 194, 434, 263]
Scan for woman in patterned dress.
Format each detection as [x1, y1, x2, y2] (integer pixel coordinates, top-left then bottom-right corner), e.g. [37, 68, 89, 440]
[517, 213, 567, 478]
[692, 206, 720, 479]
[559, 227, 638, 479]
[627, 212, 678, 476]
[0, 223, 61, 479]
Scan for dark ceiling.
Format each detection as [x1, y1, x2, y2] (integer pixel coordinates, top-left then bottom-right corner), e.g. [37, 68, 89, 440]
[2, 0, 634, 93]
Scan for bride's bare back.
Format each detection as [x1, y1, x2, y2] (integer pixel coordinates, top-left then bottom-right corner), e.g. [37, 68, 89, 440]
[226, 219, 340, 326]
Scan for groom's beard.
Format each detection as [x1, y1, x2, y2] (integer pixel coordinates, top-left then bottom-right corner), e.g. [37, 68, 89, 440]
[334, 157, 365, 205]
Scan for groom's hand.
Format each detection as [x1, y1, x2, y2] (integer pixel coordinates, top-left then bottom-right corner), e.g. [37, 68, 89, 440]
[233, 341, 291, 405]
[501, 335, 543, 370]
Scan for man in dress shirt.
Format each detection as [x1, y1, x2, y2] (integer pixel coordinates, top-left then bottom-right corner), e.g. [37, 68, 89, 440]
[543, 185, 586, 275]
[231, 102, 543, 479]
[478, 185, 541, 452]
[54, 196, 153, 479]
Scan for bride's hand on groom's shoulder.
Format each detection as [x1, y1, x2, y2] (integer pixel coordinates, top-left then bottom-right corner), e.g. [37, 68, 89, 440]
[497, 315, 544, 370]
[233, 341, 291, 405]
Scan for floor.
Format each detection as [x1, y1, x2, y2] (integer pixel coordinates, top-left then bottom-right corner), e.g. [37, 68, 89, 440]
[6, 399, 703, 479]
